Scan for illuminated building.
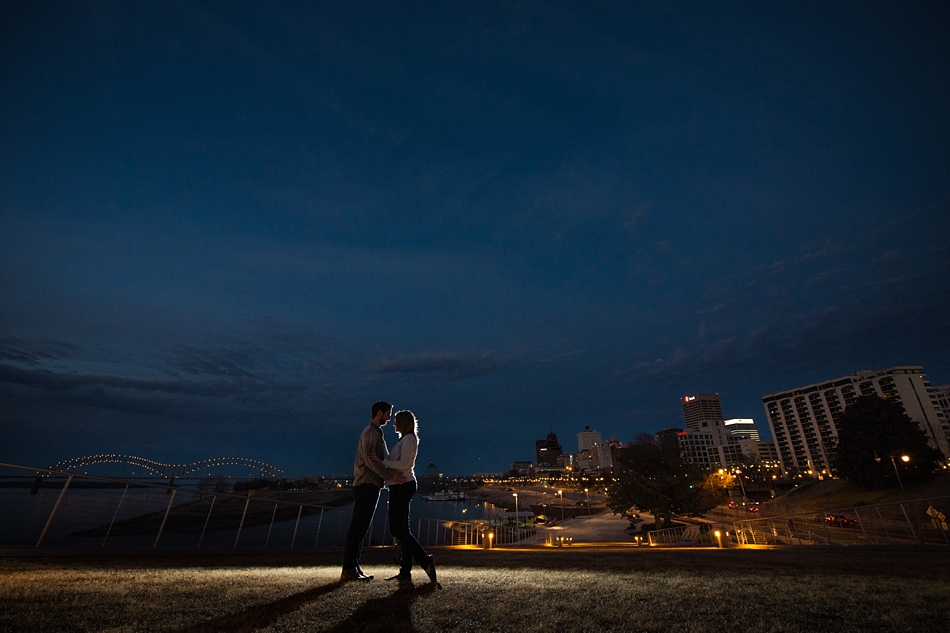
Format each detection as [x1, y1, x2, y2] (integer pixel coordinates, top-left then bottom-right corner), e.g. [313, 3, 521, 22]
[681, 393, 728, 445]
[724, 418, 759, 443]
[577, 426, 602, 453]
[762, 366, 950, 474]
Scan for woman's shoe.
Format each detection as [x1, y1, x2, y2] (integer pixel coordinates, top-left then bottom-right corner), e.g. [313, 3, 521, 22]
[423, 556, 437, 584]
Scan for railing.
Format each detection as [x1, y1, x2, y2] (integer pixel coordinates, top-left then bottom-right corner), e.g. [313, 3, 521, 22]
[733, 496, 950, 547]
[647, 524, 717, 546]
[0, 463, 535, 551]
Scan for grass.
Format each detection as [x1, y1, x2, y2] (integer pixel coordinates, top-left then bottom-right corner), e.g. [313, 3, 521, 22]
[759, 471, 950, 517]
[1, 546, 948, 632]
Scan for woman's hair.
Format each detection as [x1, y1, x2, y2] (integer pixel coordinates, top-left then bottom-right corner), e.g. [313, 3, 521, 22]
[394, 410, 419, 439]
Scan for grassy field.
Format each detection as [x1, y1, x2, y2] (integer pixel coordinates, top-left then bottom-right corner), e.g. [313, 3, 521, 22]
[757, 471, 950, 517]
[1, 546, 947, 632]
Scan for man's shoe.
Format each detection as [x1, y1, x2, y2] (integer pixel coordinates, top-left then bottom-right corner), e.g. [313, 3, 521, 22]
[423, 556, 437, 584]
[355, 567, 374, 580]
[386, 572, 411, 581]
[340, 569, 373, 582]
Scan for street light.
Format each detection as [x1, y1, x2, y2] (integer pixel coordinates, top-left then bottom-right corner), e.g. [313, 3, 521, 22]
[584, 488, 590, 517]
[557, 490, 565, 522]
[512, 492, 519, 527]
[875, 451, 910, 496]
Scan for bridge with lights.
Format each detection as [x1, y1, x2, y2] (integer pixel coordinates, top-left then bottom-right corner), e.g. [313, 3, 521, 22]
[48, 454, 284, 479]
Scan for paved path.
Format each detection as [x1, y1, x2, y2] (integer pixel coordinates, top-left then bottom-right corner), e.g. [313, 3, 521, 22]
[541, 510, 650, 543]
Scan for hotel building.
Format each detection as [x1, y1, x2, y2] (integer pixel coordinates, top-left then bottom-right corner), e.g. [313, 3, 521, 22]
[762, 366, 950, 474]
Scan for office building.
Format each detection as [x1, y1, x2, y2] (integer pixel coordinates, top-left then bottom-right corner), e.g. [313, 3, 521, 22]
[724, 419, 760, 443]
[682, 393, 724, 429]
[682, 393, 729, 445]
[535, 432, 563, 466]
[577, 426, 603, 453]
[762, 366, 950, 474]
[735, 439, 782, 471]
[677, 430, 746, 470]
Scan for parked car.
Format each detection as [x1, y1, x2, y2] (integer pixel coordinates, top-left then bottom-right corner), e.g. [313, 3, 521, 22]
[748, 505, 760, 513]
[824, 514, 857, 527]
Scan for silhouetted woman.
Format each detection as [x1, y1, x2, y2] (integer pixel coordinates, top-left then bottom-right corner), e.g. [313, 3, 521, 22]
[370, 410, 437, 584]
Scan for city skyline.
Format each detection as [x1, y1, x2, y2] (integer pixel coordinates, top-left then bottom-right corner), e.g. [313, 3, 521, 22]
[2, 2, 949, 476]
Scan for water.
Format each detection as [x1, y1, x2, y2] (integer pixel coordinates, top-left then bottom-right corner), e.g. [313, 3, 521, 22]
[0, 479, 500, 550]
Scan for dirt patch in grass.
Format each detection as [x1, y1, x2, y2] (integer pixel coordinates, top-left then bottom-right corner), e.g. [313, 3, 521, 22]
[1, 547, 947, 632]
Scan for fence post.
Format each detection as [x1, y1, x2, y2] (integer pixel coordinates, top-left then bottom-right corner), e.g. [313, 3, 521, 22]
[36, 475, 73, 548]
[854, 508, 870, 544]
[821, 513, 834, 545]
[898, 502, 920, 545]
[198, 495, 217, 548]
[102, 483, 129, 548]
[234, 497, 251, 548]
[334, 510, 344, 547]
[315, 508, 326, 547]
[291, 505, 303, 548]
[876, 507, 890, 540]
[154, 490, 177, 548]
[265, 502, 278, 548]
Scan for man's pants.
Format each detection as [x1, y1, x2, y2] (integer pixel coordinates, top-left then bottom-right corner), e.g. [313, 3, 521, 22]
[342, 483, 381, 571]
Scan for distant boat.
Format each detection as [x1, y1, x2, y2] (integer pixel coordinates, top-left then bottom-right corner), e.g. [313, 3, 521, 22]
[422, 490, 468, 501]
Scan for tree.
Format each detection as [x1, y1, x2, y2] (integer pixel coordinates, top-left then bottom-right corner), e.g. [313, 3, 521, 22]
[607, 443, 722, 529]
[834, 395, 943, 489]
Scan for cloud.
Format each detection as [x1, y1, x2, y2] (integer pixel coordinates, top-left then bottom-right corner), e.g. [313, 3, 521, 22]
[0, 338, 78, 365]
[373, 351, 518, 382]
[796, 237, 845, 262]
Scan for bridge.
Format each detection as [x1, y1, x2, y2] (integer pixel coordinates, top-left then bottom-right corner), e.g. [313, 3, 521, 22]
[48, 454, 284, 479]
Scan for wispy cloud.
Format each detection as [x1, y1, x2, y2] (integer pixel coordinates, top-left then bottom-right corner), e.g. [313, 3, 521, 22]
[373, 351, 519, 382]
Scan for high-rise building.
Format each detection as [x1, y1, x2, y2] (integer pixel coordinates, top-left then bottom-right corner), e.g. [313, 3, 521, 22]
[677, 431, 746, 470]
[762, 366, 950, 474]
[935, 385, 950, 417]
[735, 439, 782, 471]
[682, 393, 729, 446]
[681, 393, 724, 430]
[724, 419, 760, 443]
[589, 438, 622, 472]
[535, 432, 563, 466]
[577, 426, 602, 453]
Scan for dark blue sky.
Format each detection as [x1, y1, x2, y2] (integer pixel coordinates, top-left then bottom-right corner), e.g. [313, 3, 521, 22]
[2, 1, 949, 476]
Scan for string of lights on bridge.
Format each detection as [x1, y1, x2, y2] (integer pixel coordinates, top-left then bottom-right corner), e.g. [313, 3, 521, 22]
[48, 454, 284, 478]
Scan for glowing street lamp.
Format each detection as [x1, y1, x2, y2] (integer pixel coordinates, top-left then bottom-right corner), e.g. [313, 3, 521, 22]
[875, 451, 910, 496]
[584, 488, 590, 517]
[557, 490, 565, 522]
[512, 492, 519, 527]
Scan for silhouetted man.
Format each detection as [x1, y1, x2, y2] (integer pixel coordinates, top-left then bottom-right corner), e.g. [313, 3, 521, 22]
[341, 401, 404, 581]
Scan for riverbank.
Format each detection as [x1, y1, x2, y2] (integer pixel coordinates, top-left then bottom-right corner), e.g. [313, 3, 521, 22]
[1, 547, 947, 632]
[471, 483, 610, 522]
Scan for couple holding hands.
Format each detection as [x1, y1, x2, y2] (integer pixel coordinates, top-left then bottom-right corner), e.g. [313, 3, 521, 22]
[340, 401, 437, 585]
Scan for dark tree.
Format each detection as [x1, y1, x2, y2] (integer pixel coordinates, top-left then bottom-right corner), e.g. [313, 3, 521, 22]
[607, 443, 722, 529]
[834, 395, 943, 489]
[632, 431, 656, 446]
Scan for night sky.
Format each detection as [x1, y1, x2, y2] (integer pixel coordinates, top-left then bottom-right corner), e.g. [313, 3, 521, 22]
[2, 1, 949, 477]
